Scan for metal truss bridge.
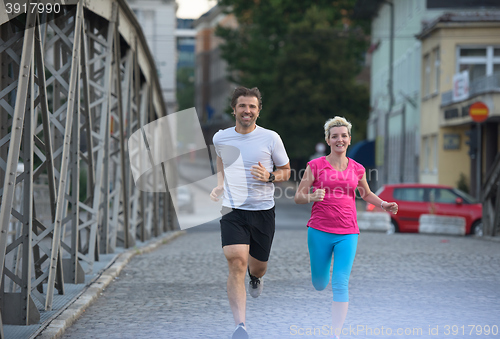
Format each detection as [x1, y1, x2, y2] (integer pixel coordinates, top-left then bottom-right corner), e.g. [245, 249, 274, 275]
[0, 0, 175, 336]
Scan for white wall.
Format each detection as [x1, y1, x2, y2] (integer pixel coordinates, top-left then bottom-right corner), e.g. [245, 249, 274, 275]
[129, 0, 178, 112]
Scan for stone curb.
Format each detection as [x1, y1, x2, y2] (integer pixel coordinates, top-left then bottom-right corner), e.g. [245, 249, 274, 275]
[33, 231, 186, 339]
[357, 211, 391, 232]
[419, 214, 466, 236]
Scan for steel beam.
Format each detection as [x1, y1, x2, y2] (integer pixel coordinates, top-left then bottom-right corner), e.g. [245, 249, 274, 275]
[0, 1, 38, 325]
[0, 0, 171, 327]
[84, 7, 116, 257]
[45, 1, 84, 310]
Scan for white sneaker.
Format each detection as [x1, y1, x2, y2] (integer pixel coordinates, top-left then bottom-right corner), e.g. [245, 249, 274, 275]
[248, 268, 263, 298]
[232, 323, 248, 339]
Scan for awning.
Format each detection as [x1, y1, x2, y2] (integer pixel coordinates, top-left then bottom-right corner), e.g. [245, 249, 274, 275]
[347, 140, 375, 168]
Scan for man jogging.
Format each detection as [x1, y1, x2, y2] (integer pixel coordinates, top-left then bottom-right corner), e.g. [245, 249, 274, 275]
[210, 87, 291, 339]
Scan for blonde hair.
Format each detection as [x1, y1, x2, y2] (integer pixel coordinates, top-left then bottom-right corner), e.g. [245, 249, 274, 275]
[324, 116, 352, 142]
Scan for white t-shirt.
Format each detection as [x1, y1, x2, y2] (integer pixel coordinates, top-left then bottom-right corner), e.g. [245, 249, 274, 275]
[213, 125, 289, 210]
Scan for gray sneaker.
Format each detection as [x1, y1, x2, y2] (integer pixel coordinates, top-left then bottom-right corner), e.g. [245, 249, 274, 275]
[232, 322, 248, 339]
[248, 268, 263, 298]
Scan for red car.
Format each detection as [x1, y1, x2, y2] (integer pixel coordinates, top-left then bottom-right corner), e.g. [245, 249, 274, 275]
[366, 184, 483, 236]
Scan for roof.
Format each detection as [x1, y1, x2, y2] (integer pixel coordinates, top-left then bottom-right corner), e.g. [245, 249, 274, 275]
[193, 4, 225, 27]
[417, 11, 500, 39]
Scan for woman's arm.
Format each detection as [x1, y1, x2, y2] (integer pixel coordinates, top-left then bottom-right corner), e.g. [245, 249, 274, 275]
[357, 172, 398, 214]
[294, 165, 325, 204]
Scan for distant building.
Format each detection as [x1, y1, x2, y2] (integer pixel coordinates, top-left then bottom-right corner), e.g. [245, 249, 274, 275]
[417, 12, 500, 197]
[354, 0, 500, 193]
[128, 0, 177, 113]
[176, 18, 195, 70]
[193, 5, 236, 139]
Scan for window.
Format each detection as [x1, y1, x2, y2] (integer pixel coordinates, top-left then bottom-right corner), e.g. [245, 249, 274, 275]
[424, 54, 431, 97]
[433, 48, 440, 94]
[460, 48, 486, 57]
[459, 64, 486, 83]
[452, 188, 477, 204]
[431, 189, 457, 204]
[394, 188, 425, 202]
[457, 46, 500, 83]
[495, 48, 500, 75]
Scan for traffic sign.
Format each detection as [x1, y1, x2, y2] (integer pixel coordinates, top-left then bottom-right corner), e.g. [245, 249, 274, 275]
[469, 102, 489, 123]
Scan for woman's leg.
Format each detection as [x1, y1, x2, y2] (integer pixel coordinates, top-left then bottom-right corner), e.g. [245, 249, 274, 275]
[331, 234, 358, 336]
[307, 227, 335, 291]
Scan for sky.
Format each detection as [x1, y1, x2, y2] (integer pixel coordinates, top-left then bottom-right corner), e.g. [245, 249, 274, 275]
[176, 0, 218, 19]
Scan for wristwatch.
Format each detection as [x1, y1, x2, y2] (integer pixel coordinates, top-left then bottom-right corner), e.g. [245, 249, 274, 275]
[267, 172, 275, 183]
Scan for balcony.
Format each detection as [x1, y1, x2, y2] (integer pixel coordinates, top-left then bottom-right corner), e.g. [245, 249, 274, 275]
[441, 73, 500, 106]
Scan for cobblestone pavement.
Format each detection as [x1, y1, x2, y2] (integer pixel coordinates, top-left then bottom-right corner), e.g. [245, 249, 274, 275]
[59, 224, 500, 339]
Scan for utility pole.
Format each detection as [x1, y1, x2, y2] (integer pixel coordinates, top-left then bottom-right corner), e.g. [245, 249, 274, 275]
[383, 0, 395, 185]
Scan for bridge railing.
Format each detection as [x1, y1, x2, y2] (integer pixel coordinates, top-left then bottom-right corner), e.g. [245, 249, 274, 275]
[0, 0, 175, 332]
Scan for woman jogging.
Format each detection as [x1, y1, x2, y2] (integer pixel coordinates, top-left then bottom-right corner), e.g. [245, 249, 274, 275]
[294, 116, 398, 338]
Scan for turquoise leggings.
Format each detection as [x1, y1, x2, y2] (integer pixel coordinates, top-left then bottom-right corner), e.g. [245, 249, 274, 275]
[307, 227, 358, 302]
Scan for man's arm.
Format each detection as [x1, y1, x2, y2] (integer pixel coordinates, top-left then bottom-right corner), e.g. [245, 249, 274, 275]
[210, 155, 225, 201]
[250, 161, 291, 183]
[272, 162, 291, 182]
[216, 155, 224, 186]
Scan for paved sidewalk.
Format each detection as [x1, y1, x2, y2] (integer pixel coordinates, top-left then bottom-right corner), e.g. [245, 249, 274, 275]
[56, 228, 500, 339]
[27, 231, 185, 339]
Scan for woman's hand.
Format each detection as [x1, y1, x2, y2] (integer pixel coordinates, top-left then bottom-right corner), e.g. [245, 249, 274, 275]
[310, 188, 326, 202]
[382, 201, 398, 214]
[210, 185, 224, 202]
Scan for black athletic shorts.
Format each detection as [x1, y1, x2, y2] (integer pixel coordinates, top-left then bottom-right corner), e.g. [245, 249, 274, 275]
[220, 206, 275, 262]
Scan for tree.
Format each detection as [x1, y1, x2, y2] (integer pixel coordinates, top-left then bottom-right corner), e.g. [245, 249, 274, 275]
[176, 66, 195, 111]
[216, 0, 370, 167]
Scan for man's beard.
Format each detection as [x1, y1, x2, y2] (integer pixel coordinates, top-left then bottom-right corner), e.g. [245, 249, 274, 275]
[236, 115, 256, 127]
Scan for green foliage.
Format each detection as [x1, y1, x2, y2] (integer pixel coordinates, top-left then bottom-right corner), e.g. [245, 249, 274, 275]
[176, 67, 195, 111]
[457, 173, 469, 194]
[216, 0, 370, 162]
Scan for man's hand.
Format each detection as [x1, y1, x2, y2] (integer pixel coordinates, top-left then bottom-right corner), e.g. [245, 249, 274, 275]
[310, 188, 326, 202]
[210, 185, 224, 202]
[251, 161, 270, 182]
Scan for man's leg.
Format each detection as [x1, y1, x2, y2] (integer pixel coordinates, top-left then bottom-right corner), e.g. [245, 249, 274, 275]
[247, 255, 268, 298]
[223, 244, 250, 325]
[246, 206, 275, 298]
[248, 255, 267, 278]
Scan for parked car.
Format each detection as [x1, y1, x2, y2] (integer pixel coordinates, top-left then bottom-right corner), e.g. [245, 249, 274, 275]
[366, 184, 482, 236]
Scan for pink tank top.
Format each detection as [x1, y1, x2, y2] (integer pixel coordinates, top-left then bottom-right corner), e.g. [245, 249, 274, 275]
[306, 156, 365, 234]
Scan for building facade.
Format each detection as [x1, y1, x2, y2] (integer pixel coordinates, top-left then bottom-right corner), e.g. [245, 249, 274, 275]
[193, 5, 236, 130]
[365, 0, 452, 189]
[357, 0, 500, 192]
[176, 18, 196, 70]
[128, 0, 178, 113]
[418, 13, 500, 197]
